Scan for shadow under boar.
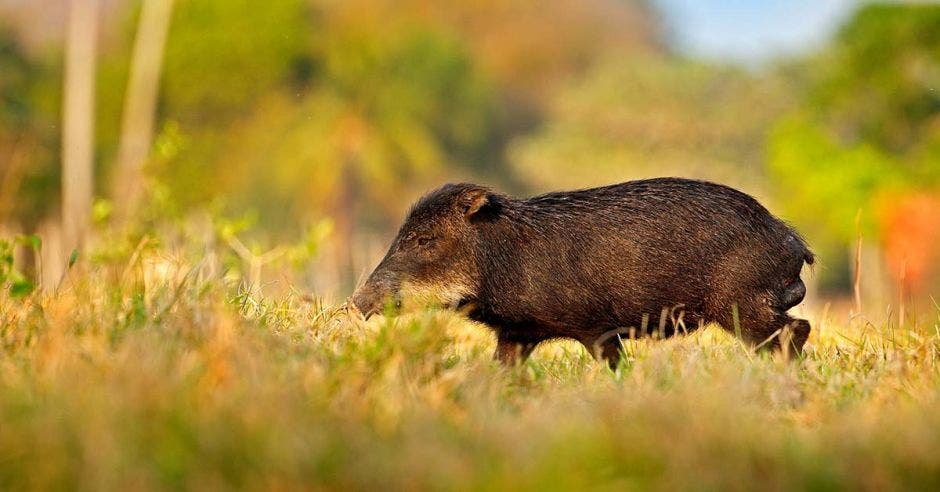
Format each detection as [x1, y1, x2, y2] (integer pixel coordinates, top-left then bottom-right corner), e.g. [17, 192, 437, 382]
[351, 178, 814, 367]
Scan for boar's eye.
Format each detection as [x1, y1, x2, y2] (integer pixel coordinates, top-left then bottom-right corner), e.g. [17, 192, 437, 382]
[398, 232, 436, 250]
[416, 236, 434, 247]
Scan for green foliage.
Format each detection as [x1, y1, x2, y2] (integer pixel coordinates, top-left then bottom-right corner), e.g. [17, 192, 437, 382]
[510, 57, 793, 192]
[767, 4, 940, 289]
[768, 117, 907, 243]
[319, 24, 494, 164]
[812, 4, 940, 155]
[0, 235, 41, 298]
[103, 0, 501, 233]
[285, 219, 332, 267]
[0, 26, 62, 226]
[162, 0, 313, 122]
[179, 23, 496, 233]
[91, 0, 314, 212]
[1, 0, 658, 235]
[0, 30, 32, 128]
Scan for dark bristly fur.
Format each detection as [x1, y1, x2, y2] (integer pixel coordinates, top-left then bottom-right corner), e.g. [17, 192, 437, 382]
[352, 178, 815, 367]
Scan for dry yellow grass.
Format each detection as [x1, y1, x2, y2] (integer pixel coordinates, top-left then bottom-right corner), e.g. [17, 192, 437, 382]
[1, 238, 940, 491]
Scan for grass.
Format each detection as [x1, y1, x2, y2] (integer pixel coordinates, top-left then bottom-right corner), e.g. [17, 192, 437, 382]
[2, 237, 940, 490]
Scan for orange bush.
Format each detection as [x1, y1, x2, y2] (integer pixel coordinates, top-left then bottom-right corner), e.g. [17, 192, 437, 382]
[879, 191, 940, 296]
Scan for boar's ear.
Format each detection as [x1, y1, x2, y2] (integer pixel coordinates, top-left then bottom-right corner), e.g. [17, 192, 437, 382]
[459, 188, 490, 220]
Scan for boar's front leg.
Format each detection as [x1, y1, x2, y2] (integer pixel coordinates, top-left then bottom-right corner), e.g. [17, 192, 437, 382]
[584, 336, 623, 370]
[494, 337, 538, 365]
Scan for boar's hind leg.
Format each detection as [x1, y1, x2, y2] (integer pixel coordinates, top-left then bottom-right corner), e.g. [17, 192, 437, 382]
[584, 336, 623, 370]
[494, 337, 539, 365]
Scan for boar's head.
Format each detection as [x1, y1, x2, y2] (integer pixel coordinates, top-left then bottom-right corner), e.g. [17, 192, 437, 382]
[350, 183, 498, 318]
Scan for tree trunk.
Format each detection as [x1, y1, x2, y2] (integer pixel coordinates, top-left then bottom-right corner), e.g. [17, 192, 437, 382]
[112, 0, 174, 219]
[62, 0, 99, 254]
[333, 156, 359, 295]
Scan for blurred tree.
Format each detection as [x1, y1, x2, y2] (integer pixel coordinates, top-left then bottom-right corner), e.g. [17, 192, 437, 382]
[111, 0, 174, 219]
[94, 0, 497, 288]
[61, 0, 100, 253]
[0, 27, 60, 230]
[101, 0, 315, 209]
[808, 4, 940, 156]
[0, 0, 671, 294]
[210, 17, 497, 289]
[510, 57, 794, 193]
[407, 0, 662, 97]
[768, 4, 940, 294]
[403, 0, 664, 180]
[3, 0, 664, 232]
[0, 28, 38, 223]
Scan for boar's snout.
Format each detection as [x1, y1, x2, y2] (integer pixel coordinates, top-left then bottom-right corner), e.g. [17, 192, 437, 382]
[350, 273, 399, 319]
[350, 287, 381, 319]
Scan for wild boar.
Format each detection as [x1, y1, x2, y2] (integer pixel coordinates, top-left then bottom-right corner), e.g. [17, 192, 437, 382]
[351, 178, 814, 367]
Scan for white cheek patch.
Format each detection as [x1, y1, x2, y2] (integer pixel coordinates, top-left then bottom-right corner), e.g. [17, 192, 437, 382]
[399, 279, 473, 309]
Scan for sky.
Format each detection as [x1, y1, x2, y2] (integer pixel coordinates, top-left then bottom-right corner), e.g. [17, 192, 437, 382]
[653, 0, 859, 64]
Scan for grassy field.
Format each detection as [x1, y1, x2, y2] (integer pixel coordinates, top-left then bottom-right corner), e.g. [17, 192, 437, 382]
[2, 239, 940, 491]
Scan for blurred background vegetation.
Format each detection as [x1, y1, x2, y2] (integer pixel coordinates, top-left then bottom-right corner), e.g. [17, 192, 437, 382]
[0, 0, 938, 312]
